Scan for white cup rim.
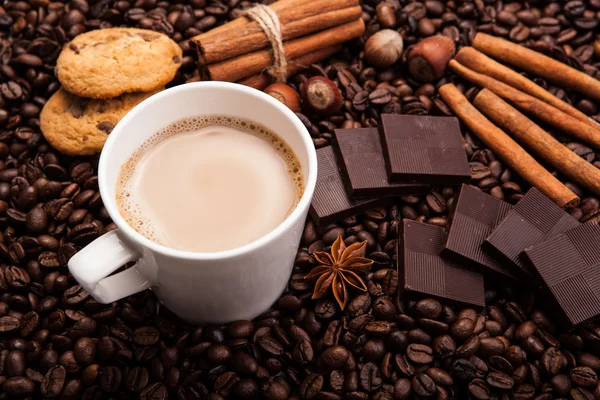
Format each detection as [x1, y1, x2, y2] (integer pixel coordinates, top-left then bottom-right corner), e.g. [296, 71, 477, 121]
[98, 81, 317, 261]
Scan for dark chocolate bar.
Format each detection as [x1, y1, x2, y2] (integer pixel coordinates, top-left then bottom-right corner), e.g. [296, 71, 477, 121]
[443, 185, 517, 280]
[332, 128, 428, 198]
[525, 223, 600, 327]
[485, 188, 580, 276]
[310, 146, 391, 225]
[398, 219, 485, 307]
[378, 114, 471, 185]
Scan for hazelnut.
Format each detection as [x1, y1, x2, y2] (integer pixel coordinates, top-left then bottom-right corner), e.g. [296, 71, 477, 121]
[406, 35, 456, 82]
[595, 40, 600, 59]
[364, 29, 404, 69]
[301, 76, 343, 115]
[264, 83, 301, 113]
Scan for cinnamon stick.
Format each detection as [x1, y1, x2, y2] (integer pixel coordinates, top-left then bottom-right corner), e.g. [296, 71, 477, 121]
[448, 60, 600, 149]
[454, 47, 594, 125]
[472, 33, 600, 102]
[194, 0, 360, 64]
[204, 19, 365, 83]
[200, 7, 360, 64]
[439, 84, 578, 208]
[202, 0, 315, 37]
[473, 88, 600, 199]
[238, 45, 342, 90]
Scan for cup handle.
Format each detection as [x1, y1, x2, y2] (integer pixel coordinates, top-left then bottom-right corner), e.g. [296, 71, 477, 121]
[68, 230, 152, 303]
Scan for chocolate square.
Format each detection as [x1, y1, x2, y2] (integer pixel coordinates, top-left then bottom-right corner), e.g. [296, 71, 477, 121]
[443, 185, 517, 280]
[485, 188, 580, 276]
[398, 219, 485, 307]
[378, 114, 471, 184]
[310, 146, 391, 225]
[333, 128, 428, 198]
[525, 223, 600, 327]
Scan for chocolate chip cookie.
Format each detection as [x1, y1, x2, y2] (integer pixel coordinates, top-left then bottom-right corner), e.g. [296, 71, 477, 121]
[56, 28, 182, 99]
[40, 88, 160, 156]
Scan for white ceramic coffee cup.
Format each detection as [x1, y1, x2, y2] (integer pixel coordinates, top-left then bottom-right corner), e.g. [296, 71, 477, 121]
[68, 82, 317, 324]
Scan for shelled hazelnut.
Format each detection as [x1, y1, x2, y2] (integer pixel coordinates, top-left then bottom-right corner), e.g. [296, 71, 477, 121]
[301, 77, 343, 115]
[264, 83, 301, 113]
[364, 29, 404, 69]
[406, 35, 456, 82]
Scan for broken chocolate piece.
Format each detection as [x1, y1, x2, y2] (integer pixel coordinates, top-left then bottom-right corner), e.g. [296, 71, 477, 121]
[525, 223, 600, 327]
[378, 114, 471, 184]
[310, 146, 391, 225]
[443, 184, 517, 280]
[398, 219, 485, 307]
[485, 187, 580, 276]
[333, 127, 428, 198]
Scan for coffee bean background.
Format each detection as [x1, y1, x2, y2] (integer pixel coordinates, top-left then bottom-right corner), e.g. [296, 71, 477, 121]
[1, 0, 600, 399]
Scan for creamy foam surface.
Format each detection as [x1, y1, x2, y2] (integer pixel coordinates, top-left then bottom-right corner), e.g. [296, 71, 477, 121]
[116, 116, 304, 252]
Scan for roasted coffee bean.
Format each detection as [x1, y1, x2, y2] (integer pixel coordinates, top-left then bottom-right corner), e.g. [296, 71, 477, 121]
[450, 318, 475, 343]
[300, 373, 323, 398]
[541, 347, 562, 376]
[393, 354, 415, 377]
[571, 387, 596, 400]
[521, 335, 545, 357]
[388, 330, 408, 352]
[552, 373, 572, 396]
[231, 379, 259, 399]
[230, 352, 257, 375]
[320, 346, 350, 371]
[126, 367, 149, 392]
[228, 320, 254, 338]
[412, 373, 436, 397]
[433, 334, 456, 359]
[504, 345, 525, 367]
[425, 367, 453, 387]
[472, 356, 489, 378]
[577, 352, 600, 370]
[3, 376, 35, 398]
[98, 366, 121, 393]
[258, 335, 284, 357]
[456, 336, 480, 359]
[41, 365, 66, 397]
[140, 382, 167, 400]
[468, 378, 490, 400]
[207, 344, 232, 365]
[488, 355, 514, 375]
[359, 362, 382, 392]
[133, 326, 160, 346]
[261, 380, 289, 400]
[394, 377, 412, 400]
[571, 366, 598, 388]
[452, 359, 477, 381]
[5, 350, 26, 376]
[406, 343, 434, 364]
[73, 337, 96, 366]
[478, 337, 505, 357]
[414, 298, 443, 319]
[0, 315, 20, 333]
[361, 339, 385, 362]
[486, 371, 514, 390]
[528, 362, 542, 389]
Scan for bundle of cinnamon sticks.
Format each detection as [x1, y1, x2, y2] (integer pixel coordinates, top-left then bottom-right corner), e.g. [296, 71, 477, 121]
[190, 0, 365, 89]
[440, 33, 600, 209]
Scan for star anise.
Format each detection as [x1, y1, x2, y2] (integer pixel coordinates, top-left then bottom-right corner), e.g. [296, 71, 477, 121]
[305, 235, 374, 310]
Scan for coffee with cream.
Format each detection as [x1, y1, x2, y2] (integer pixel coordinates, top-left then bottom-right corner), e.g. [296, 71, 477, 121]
[116, 116, 304, 252]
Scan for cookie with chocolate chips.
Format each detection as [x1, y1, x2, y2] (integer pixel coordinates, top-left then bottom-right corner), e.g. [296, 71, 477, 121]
[40, 88, 160, 156]
[56, 28, 182, 98]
